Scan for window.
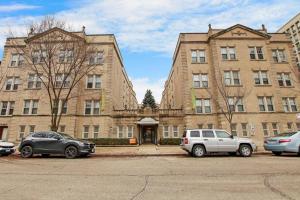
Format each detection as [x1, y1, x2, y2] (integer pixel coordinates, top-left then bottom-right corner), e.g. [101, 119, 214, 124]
[272, 123, 279, 135]
[10, 54, 24, 67]
[262, 123, 269, 137]
[258, 97, 274, 112]
[202, 130, 215, 138]
[23, 100, 39, 115]
[52, 99, 67, 114]
[86, 75, 101, 89]
[85, 100, 101, 115]
[193, 74, 208, 88]
[32, 50, 47, 64]
[190, 130, 200, 137]
[5, 77, 20, 91]
[231, 124, 237, 136]
[272, 49, 287, 63]
[173, 126, 179, 138]
[163, 126, 169, 138]
[93, 125, 99, 138]
[207, 124, 213, 129]
[215, 131, 231, 138]
[118, 126, 124, 138]
[29, 125, 35, 134]
[221, 47, 236, 60]
[249, 47, 264, 60]
[19, 125, 25, 139]
[228, 97, 244, 112]
[83, 126, 89, 139]
[282, 97, 297, 112]
[277, 73, 292, 87]
[241, 123, 248, 137]
[59, 50, 73, 63]
[224, 71, 240, 85]
[195, 99, 211, 114]
[0, 101, 14, 116]
[59, 125, 66, 133]
[191, 50, 206, 63]
[127, 126, 133, 138]
[89, 51, 104, 65]
[296, 123, 300, 131]
[61, 100, 68, 114]
[28, 74, 42, 89]
[253, 71, 269, 85]
[287, 122, 293, 132]
[55, 74, 70, 88]
[198, 124, 203, 129]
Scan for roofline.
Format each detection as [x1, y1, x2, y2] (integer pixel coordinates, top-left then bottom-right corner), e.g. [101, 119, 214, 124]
[277, 12, 300, 32]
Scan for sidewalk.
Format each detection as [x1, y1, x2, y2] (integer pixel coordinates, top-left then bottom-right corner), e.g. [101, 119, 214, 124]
[93, 145, 270, 157]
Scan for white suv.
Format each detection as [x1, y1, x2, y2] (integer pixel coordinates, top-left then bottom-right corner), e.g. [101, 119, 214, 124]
[181, 129, 257, 157]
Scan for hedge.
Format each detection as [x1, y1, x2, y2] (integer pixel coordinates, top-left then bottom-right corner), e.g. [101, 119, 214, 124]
[87, 138, 130, 145]
[160, 138, 181, 145]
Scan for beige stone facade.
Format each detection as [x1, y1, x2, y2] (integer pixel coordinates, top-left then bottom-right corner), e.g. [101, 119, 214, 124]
[277, 12, 300, 68]
[161, 24, 300, 148]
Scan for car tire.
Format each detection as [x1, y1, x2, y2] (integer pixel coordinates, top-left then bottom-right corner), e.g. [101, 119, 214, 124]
[41, 154, 50, 158]
[192, 145, 206, 157]
[239, 144, 252, 157]
[20, 145, 33, 158]
[65, 146, 78, 159]
[272, 152, 282, 156]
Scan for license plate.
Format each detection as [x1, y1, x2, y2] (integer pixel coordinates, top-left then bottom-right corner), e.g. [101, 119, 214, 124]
[5, 149, 11, 152]
[268, 140, 277, 144]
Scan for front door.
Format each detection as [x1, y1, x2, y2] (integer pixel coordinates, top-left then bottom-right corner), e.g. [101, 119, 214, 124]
[215, 130, 237, 152]
[141, 126, 157, 144]
[201, 130, 219, 152]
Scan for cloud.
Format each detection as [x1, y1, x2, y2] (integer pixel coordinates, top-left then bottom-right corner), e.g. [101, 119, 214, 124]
[0, 3, 40, 12]
[130, 77, 166, 103]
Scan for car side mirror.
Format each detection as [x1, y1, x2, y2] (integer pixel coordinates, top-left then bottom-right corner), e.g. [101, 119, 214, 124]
[230, 135, 234, 139]
[54, 136, 61, 140]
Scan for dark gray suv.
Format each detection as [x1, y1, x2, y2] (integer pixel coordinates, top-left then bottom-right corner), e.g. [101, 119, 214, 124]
[18, 131, 95, 159]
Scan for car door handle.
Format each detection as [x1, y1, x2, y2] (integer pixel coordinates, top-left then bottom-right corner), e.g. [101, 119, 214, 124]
[204, 139, 208, 141]
[219, 139, 223, 141]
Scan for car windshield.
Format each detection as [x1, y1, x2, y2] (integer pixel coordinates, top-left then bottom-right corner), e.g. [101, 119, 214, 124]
[276, 132, 297, 137]
[58, 133, 74, 139]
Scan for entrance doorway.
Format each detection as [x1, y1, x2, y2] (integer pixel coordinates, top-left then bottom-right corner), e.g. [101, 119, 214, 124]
[0, 126, 8, 141]
[141, 126, 157, 144]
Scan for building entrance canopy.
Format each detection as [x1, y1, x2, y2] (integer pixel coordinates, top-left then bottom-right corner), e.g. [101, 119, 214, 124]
[137, 117, 159, 125]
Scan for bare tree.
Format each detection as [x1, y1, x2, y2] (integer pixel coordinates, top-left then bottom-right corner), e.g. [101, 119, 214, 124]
[207, 69, 252, 133]
[0, 61, 7, 92]
[10, 16, 97, 131]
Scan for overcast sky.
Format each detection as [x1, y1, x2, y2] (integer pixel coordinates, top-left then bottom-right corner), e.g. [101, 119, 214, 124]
[0, 0, 299, 102]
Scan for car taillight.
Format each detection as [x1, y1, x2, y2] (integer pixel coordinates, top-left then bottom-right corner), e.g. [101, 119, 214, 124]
[184, 138, 189, 144]
[279, 139, 291, 143]
[264, 140, 268, 144]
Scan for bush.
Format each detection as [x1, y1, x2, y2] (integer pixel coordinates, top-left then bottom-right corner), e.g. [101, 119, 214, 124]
[160, 138, 181, 145]
[87, 138, 130, 145]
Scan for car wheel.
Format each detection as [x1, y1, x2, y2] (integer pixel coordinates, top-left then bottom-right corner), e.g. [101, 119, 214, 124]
[192, 145, 206, 157]
[21, 145, 33, 158]
[239, 144, 252, 157]
[272, 152, 282, 156]
[41, 154, 50, 158]
[65, 146, 78, 159]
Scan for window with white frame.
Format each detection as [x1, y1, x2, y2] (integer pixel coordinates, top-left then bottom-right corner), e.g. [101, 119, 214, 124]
[28, 74, 42, 89]
[55, 74, 70, 88]
[59, 50, 73, 63]
[262, 123, 269, 137]
[117, 126, 124, 138]
[23, 100, 39, 115]
[249, 47, 264, 60]
[52, 99, 67, 114]
[221, 47, 236, 60]
[272, 123, 279, 135]
[277, 73, 292, 87]
[89, 51, 104, 65]
[272, 49, 287, 63]
[193, 74, 208, 88]
[228, 97, 244, 112]
[85, 100, 100, 115]
[32, 50, 47, 64]
[282, 97, 297, 112]
[198, 124, 203, 129]
[127, 126, 133, 138]
[231, 124, 237, 136]
[10, 54, 24, 67]
[163, 126, 169, 138]
[0, 101, 14, 116]
[83, 126, 89, 139]
[5, 77, 20, 91]
[224, 71, 240, 85]
[241, 123, 248, 137]
[195, 99, 211, 114]
[93, 125, 99, 138]
[191, 50, 206, 63]
[253, 71, 269, 85]
[19, 125, 25, 139]
[86, 75, 101, 89]
[258, 96, 274, 112]
[173, 126, 179, 138]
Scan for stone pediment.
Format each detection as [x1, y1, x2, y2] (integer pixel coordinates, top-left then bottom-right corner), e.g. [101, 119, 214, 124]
[137, 117, 159, 125]
[210, 24, 270, 40]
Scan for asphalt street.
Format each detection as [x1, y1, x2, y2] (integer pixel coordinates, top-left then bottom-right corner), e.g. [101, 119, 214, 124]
[0, 154, 299, 200]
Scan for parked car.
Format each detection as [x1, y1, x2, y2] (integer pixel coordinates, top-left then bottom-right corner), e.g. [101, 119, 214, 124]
[18, 131, 95, 159]
[0, 140, 15, 156]
[181, 129, 257, 157]
[264, 131, 300, 156]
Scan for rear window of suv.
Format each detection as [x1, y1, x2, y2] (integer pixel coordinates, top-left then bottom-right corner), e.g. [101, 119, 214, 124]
[190, 131, 200, 137]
